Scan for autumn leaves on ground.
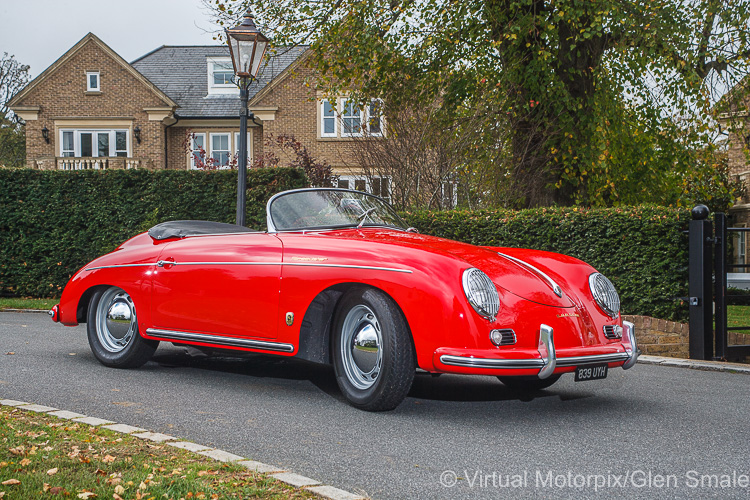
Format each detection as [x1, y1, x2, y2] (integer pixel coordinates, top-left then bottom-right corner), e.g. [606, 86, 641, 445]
[0, 406, 312, 499]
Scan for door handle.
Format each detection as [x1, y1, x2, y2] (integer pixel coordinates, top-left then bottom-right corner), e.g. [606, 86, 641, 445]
[157, 258, 175, 268]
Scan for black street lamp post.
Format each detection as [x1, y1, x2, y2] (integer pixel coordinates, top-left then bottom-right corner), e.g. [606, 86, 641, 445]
[225, 9, 268, 226]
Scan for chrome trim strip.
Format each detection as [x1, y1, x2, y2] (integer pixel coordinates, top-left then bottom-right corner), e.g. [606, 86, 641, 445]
[85, 263, 158, 271]
[168, 261, 412, 274]
[145, 328, 294, 353]
[440, 355, 544, 370]
[88, 261, 412, 274]
[439, 351, 629, 370]
[556, 352, 630, 366]
[621, 320, 639, 370]
[537, 324, 556, 379]
[497, 252, 564, 298]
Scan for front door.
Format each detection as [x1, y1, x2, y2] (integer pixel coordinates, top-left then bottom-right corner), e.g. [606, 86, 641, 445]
[150, 233, 282, 339]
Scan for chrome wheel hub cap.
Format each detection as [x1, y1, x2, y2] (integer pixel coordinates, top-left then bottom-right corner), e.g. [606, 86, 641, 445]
[341, 305, 383, 390]
[96, 288, 136, 352]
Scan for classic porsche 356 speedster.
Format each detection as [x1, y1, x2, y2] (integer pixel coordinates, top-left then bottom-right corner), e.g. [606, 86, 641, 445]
[51, 188, 638, 411]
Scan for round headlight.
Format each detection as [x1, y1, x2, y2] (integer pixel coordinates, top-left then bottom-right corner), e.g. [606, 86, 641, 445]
[589, 272, 620, 318]
[462, 268, 500, 320]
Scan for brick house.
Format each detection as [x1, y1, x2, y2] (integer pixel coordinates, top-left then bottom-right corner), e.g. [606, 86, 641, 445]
[8, 33, 387, 194]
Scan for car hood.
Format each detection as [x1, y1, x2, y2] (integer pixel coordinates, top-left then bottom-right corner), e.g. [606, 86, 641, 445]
[323, 229, 575, 308]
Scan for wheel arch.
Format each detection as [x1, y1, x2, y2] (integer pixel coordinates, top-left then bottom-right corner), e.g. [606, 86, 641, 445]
[76, 284, 110, 323]
[295, 283, 415, 365]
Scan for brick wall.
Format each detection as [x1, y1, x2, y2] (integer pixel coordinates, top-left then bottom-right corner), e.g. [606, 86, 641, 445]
[623, 315, 689, 358]
[14, 37, 169, 169]
[253, 64, 358, 171]
[624, 314, 750, 362]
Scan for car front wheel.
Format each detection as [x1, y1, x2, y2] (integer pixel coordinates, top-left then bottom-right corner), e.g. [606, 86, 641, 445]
[86, 286, 158, 368]
[332, 288, 415, 411]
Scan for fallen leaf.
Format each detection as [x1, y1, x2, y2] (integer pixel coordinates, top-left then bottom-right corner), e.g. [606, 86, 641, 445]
[95, 468, 106, 476]
[1, 479, 20, 485]
[138, 481, 147, 490]
[47, 467, 58, 475]
[113, 495, 123, 500]
[20, 458, 31, 466]
[43, 483, 50, 492]
[9, 446, 25, 455]
[114, 485, 125, 495]
[5, 352, 14, 355]
[49, 486, 65, 495]
[103, 455, 116, 463]
[77, 492, 97, 499]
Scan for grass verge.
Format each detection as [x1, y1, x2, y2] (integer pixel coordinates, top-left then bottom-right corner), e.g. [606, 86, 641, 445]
[0, 406, 313, 499]
[0, 298, 56, 311]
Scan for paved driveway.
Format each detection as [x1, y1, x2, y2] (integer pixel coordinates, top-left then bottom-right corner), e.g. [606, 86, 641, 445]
[2, 311, 749, 499]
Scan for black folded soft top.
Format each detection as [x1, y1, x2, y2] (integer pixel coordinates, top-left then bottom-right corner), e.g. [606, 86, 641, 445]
[147, 220, 257, 240]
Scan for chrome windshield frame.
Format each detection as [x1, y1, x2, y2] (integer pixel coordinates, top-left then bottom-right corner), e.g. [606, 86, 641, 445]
[266, 188, 408, 233]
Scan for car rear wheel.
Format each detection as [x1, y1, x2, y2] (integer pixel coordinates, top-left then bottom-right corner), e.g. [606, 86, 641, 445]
[87, 286, 158, 368]
[332, 288, 415, 411]
[498, 374, 561, 392]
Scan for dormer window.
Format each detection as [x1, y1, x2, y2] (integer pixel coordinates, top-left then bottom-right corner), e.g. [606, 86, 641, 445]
[207, 57, 237, 95]
[86, 71, 100, 92]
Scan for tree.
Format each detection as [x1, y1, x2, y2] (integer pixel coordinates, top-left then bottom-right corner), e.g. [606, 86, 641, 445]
[0, 53, 29, 168]
[253, 133, 336, 187]
[206, 0, 750, 208]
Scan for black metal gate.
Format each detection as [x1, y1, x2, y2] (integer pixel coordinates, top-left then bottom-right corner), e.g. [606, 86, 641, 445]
[689, 205, 750, 361]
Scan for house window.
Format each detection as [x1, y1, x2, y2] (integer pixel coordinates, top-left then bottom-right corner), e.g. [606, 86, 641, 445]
[62, 131, 74, 157]
[368, 99, 384, 136]
[86, 72, 100, 92]
[370, 176, 390, 199]
[207, 57, 237, 95]
[234, 132, 252, 164]
[337, 178, 350, 189]
[213, 61, 234, 85]
[321, 100, 337, 137]
[342, 100, 363, 137]
[191, 133, 206, 169]
[59, 129, 129, 157]
[210, 133, 231, 166]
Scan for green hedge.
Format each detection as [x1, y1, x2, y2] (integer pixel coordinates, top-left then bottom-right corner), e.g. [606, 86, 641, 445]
[0, 168, 307, 298]
[403, 206, 690, 321]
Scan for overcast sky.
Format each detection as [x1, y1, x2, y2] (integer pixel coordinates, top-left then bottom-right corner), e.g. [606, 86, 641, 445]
[0, 0, 220, 78]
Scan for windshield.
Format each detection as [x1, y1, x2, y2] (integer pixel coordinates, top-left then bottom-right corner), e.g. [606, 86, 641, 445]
[267, 189, 407, 232]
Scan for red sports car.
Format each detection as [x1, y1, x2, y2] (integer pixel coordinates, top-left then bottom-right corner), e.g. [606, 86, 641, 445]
[51, 188, 638, 411]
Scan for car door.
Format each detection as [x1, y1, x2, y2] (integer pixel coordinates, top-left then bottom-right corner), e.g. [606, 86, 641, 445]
[150, 233, 282, 339]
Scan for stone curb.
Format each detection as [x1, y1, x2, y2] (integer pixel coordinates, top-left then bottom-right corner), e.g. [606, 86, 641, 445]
[637, 354, 750, 374]
[0, 399, 367, 500]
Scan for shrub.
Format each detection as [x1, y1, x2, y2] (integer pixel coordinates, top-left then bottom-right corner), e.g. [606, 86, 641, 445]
[0, 168, 307, 298]
[403, 206, 690, 321]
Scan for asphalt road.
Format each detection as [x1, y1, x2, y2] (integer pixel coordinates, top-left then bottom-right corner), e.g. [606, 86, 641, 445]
[2, 311, 750, 499]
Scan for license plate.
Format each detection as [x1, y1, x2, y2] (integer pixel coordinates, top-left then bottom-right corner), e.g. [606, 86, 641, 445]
[574, 364, 608, 382]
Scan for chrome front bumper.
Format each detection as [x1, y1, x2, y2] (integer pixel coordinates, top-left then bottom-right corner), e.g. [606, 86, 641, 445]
[439, 321, 639, 378]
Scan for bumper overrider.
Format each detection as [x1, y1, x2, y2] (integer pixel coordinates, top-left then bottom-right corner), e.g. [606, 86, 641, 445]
[438, 321, 639, 379]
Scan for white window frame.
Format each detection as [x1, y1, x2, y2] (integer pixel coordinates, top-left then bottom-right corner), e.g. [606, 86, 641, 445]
[86, 72, 100, 92]
[337, 175, 391, 201]
[234, 131, 253, 165]
[207, 57, 238, 95]
[190, 133, 207, 170]
[320, 99, 338, 138]
[61, 131, 75, 157]
[209, 132, 231, 167]
[341, 100, 364, 137]
[58, 129, 130, 157]
[367, 98, 385, 136]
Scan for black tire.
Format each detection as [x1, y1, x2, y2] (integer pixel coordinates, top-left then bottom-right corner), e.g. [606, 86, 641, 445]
[332, 287, 415, 411]
[498, 374, 561, 392]
[86, 286, 158, 368]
